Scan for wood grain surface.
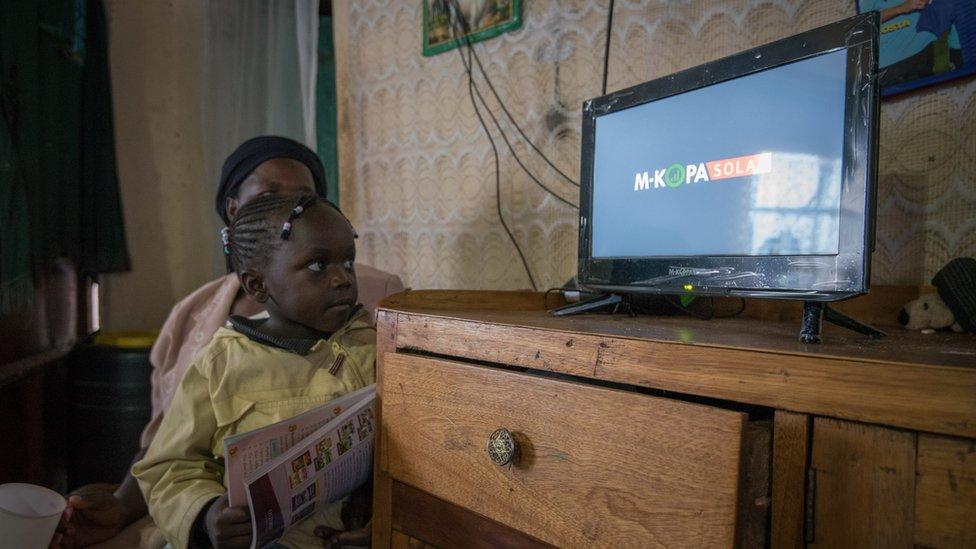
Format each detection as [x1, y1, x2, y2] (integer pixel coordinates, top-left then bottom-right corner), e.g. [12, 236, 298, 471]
[736, 421, 772, 549]
[382, 353, 748, 548]
[391, 530, 437, 549]
[392, 480, 554, 549]
[379, 286, 921, 327]
[914, 434, 976, 548]
[372, 309, 398, 548]
[389, 298, 976, 438]
[395, 313, 603, 378]
[381, 290, 563, 312]
[809, 418, 916, 549]
[770, 411, 810, 549]
[385, 296, 976, 369]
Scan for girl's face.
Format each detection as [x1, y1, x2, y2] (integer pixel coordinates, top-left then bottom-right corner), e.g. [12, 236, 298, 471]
[257, 203, 358, 333]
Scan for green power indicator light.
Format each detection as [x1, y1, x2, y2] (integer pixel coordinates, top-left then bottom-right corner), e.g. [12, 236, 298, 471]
[683, 283, 694, 292]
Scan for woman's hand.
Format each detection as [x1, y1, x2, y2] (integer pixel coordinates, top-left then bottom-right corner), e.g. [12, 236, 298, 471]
[204, 494, 252, 549]
[314, 523, 371, 549]
[315, 480, 372, 549]
[50, 484, 130, 549]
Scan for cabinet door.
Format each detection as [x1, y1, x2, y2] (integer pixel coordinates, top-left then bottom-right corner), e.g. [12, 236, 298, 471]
[771, 411, 810, 549]
[808, 418, 916, 548]
[915, 434, 976, 548]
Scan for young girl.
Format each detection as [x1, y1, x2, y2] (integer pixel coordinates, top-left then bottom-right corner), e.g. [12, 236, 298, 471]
[133, 194, 375, 549]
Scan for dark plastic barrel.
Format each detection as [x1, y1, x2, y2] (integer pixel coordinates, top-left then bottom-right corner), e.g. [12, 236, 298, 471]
[67, 332, 155, 490]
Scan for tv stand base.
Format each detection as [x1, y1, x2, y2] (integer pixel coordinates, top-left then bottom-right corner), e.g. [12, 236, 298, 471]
[549, 293, 623, 316]
[799, 301, 886, 344]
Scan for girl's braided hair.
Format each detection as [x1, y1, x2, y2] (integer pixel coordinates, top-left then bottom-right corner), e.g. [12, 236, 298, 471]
[224, 194, 345, 273]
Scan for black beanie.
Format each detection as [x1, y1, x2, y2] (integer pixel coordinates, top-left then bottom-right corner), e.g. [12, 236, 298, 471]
[932, 257, 976, 333]
[216, 135, 327, 225]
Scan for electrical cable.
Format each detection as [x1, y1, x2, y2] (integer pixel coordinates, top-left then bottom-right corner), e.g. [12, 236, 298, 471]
[451, 0, 579, 206]
[602, 0, 615, 95]
[466, 55, 540, 290]
[449, 8, 538, 291]
[455, 39, 578, 209]
[543, 287, 564, 309]
[465, 50, 579, 187]
[447, 0, 576, 208]
[661, 295, 748, 320]
[713, 297, 748, 319]
[449, 0, 579, 188]
[467, 74, 577, 207]
[663, 295, 714, 320]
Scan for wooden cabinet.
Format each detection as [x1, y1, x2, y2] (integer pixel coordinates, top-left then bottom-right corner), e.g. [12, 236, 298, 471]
[372, 290, 976, 548]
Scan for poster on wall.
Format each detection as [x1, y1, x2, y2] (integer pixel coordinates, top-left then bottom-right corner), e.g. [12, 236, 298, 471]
[422, 0, 522, 57]
[857, 0, 976, 97]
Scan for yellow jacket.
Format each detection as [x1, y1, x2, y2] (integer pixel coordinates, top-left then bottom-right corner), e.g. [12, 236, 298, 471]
[133, 309, 376, 549]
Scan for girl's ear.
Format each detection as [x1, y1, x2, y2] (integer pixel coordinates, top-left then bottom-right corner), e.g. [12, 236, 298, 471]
[240, 270, 269, 303]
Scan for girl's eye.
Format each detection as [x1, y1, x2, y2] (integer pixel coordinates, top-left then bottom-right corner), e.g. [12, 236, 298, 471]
[308, 260, 354, 272]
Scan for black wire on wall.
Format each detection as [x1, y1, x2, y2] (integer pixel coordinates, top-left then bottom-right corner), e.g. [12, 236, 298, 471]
[602, 0, 615, 95]
[448, 0, 538, 290]
[445, 0, 619, 290]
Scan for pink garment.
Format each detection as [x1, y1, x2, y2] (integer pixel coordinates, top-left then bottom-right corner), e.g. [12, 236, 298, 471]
[140, 263, 404, 447]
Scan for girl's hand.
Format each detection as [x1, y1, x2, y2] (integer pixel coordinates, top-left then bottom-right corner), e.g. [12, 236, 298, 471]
[204, 494, 252, 548]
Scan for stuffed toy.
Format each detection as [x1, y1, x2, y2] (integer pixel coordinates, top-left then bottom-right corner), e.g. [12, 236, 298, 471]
[898, 292, 963, 332]
[898, 257, 976, 333]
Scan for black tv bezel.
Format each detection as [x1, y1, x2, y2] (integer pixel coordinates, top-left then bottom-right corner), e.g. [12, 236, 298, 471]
[577, 13, 880, 302]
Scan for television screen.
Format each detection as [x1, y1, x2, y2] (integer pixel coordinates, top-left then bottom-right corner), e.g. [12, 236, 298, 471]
[577, 13, 880, 301]
[591, 50, 847, 259]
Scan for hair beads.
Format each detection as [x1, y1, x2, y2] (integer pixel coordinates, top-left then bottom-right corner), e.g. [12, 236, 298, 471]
[220, 226, 231, 254]
[281, 204, 306, 240]
[226, 194, 348, 272]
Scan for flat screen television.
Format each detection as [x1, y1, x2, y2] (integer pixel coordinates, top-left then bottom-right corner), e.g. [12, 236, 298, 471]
[576, 13, 880, 303]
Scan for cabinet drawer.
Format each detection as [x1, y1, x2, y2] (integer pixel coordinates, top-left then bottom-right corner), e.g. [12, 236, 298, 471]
[381, 353, 749, 548]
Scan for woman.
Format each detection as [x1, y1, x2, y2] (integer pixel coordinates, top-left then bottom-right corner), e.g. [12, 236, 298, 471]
[54, 136, 402, 549]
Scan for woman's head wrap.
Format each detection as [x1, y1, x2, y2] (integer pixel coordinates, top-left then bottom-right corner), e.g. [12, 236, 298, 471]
[215, 135, 326, 224]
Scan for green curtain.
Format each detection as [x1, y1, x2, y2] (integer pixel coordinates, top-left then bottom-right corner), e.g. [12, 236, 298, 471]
[316, 14, 339, 205]
[78, 0, 129, 273]
[0, 0, 43, 314]
[0, 0, 129, 314]
[0, 114, 32, 313]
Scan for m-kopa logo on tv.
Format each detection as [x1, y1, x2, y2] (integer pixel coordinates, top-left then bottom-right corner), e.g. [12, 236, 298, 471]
[633, 152, 772, 191]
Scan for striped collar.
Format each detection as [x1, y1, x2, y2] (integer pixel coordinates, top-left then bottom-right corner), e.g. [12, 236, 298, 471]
[228, 305, 364, 355]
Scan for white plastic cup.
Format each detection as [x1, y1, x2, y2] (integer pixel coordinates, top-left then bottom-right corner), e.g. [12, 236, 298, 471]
[0, 483, 66, 549]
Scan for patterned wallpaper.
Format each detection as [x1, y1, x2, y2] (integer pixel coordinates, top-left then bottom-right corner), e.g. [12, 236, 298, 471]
[334, 0, 976, 290]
